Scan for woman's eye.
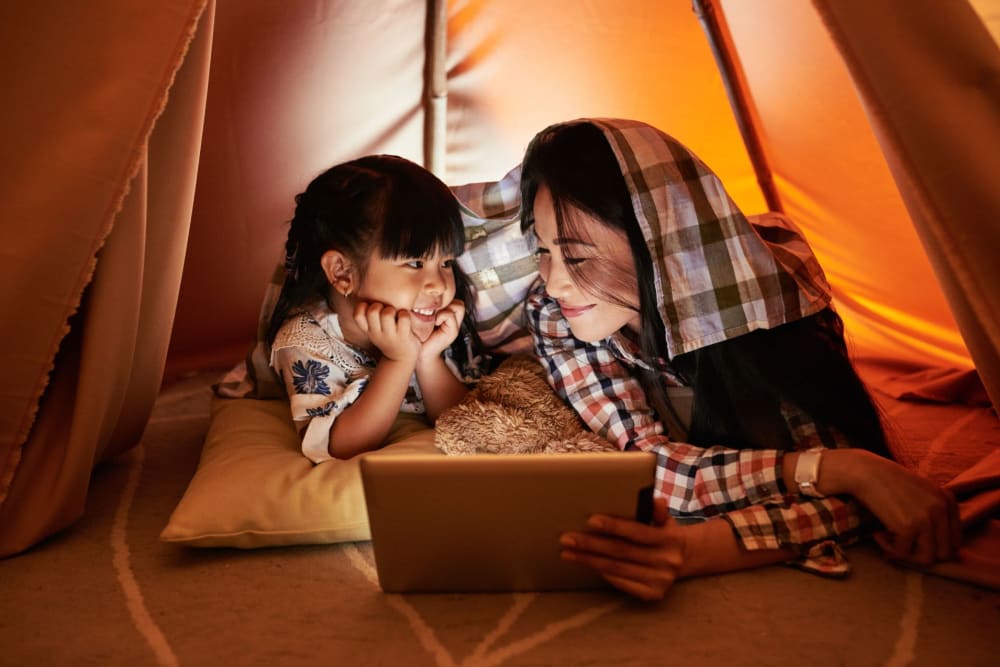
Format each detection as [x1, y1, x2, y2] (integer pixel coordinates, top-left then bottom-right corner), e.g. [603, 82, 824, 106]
[563, 257, 588, 266]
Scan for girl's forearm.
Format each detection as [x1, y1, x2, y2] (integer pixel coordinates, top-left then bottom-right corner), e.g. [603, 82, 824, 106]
[678, 518, 794, 578]
[327, 358, 414, 459]
[415, 355, 468, 420]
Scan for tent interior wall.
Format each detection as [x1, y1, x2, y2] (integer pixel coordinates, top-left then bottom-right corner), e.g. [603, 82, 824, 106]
[1, 0, 998, 585]
[165, 0, 995, 380]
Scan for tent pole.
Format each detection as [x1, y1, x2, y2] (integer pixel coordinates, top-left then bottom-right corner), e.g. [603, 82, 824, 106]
[424, 0, 448, 178]
[693, 0, 782, 213]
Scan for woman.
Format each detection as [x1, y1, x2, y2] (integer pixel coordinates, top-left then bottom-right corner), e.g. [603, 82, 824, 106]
[520, 118, 960, 600]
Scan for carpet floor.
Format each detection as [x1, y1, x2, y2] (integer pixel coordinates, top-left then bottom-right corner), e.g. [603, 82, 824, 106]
[1, 371, 998, 667]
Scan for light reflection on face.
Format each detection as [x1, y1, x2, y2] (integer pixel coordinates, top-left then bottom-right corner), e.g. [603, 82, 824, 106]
[532, 185, 640, 342]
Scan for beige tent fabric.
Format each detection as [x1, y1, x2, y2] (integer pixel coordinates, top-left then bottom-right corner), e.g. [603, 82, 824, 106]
[165, 1, 429, 372]
[718, 0, 973, 372]
[0, 1, 213, 556]
[813, 0, 1000, 408]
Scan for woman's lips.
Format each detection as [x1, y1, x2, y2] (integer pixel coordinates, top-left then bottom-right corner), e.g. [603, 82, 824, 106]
[559, 302, 595, 318]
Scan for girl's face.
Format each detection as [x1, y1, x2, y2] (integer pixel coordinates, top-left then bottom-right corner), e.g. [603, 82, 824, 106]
[532, 185, 640, 342]
[357, 250, 458, 343]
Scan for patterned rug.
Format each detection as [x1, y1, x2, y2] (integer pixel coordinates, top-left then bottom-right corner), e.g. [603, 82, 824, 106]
[1, 372, 997, 667]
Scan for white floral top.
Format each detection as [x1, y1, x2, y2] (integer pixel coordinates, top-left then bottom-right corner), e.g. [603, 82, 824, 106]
[269, 301, 428, 463]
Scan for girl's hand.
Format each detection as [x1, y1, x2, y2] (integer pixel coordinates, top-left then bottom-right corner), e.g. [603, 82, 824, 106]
[823, 449, 962, 565]
[353, 301, 420, 364]
[559, 496, 684, 601]
[419, 299, 466, 361]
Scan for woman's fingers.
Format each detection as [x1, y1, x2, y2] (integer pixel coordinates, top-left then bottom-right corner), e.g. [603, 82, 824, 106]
[600, 574, 666, 602]
[850, 452, 963, 565]
[558, 500, 684, 601]
[561, 546, 676, 601]
[934, 492, 957, 562]
[560, 530, 680, 569]
[584, 513, 670, 547]
[949, 492, 963, 558]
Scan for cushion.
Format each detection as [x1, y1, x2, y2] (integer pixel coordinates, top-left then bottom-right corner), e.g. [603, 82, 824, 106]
[213, 164, 536, 400]
[160, 398, 438, 548]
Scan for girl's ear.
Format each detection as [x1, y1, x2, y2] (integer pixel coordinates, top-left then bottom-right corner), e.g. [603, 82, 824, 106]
[320, 250, 355, 297]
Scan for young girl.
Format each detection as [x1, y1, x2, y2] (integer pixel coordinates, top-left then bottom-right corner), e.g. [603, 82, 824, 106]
[267, 155, 480, 462]
[520, 119, 960, 600]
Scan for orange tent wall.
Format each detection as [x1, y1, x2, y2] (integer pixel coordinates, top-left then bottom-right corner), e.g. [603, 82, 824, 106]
[167, 0, 973, 375]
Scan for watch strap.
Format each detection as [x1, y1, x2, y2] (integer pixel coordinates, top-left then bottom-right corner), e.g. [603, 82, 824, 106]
[794, 447, 825, 498]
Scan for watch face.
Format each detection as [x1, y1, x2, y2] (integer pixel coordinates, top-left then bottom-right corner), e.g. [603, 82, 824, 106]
[794, 449, 824, 498]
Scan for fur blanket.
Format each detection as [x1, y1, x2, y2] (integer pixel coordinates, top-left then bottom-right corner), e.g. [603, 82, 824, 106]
[434, 356, 617, 455]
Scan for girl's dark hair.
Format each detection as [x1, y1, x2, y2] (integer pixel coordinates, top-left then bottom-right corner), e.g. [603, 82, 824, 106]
[520, 122, 889, 457]
[267, 155, 479, 364]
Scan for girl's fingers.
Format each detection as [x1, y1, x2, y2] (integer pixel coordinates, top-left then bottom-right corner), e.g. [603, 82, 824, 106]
[379, 305, 398, 333]
[435, 300, 464, 328]
[353, 301, 372, 333]
[393, 308, 411, 337]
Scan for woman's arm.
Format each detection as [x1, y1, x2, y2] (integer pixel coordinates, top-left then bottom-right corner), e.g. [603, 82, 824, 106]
[528, 289, 788, 513]
[560, 496, 793, 601]
[528, 287, 960, 562]
[783, 448, 961, 564]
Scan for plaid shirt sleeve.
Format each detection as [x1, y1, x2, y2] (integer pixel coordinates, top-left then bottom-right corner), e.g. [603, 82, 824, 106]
[526, 283, 864, 553]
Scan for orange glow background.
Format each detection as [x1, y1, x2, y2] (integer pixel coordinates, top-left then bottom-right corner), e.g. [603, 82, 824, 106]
[168, 0, 971, 373]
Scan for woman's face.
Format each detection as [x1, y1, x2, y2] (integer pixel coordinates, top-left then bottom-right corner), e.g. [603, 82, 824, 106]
[532, 185, 640, 342]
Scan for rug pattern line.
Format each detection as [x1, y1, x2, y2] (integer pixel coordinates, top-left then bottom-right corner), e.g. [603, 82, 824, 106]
[885, 571, 924, 667]
[111, 444, 179, 667]
[343, 543, 627, 667]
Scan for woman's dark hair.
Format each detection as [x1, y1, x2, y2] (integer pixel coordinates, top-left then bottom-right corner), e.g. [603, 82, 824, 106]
[267, 155, 479, 365]
[520, 122, 889, 457]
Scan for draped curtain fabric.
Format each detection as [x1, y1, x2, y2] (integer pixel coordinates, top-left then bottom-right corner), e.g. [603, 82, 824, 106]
[0, 0, 214, 556]
[812, 0, 1000, 409]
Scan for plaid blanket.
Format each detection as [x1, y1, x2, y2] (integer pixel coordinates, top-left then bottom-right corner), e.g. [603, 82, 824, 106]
[591, 118, 832, 357]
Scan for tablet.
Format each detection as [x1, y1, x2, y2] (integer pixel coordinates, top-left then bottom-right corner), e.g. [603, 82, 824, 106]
[360, 451, 657, 593]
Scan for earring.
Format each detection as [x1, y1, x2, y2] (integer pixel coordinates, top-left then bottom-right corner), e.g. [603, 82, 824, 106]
[342, 288, 352, 298]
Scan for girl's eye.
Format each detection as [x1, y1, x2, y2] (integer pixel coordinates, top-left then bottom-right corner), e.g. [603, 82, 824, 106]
[405, 260, 424, 269]
[441, 258, 455, 269]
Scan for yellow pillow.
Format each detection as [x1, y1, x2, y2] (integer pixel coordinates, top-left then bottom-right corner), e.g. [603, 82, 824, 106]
[160, 397, 439, 548]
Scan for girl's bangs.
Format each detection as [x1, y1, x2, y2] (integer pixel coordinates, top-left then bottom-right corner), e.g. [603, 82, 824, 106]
[377, 204, 464, 260]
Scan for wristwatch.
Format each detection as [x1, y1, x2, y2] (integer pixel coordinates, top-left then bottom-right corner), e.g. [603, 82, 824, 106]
[794, 447, 826, 498]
